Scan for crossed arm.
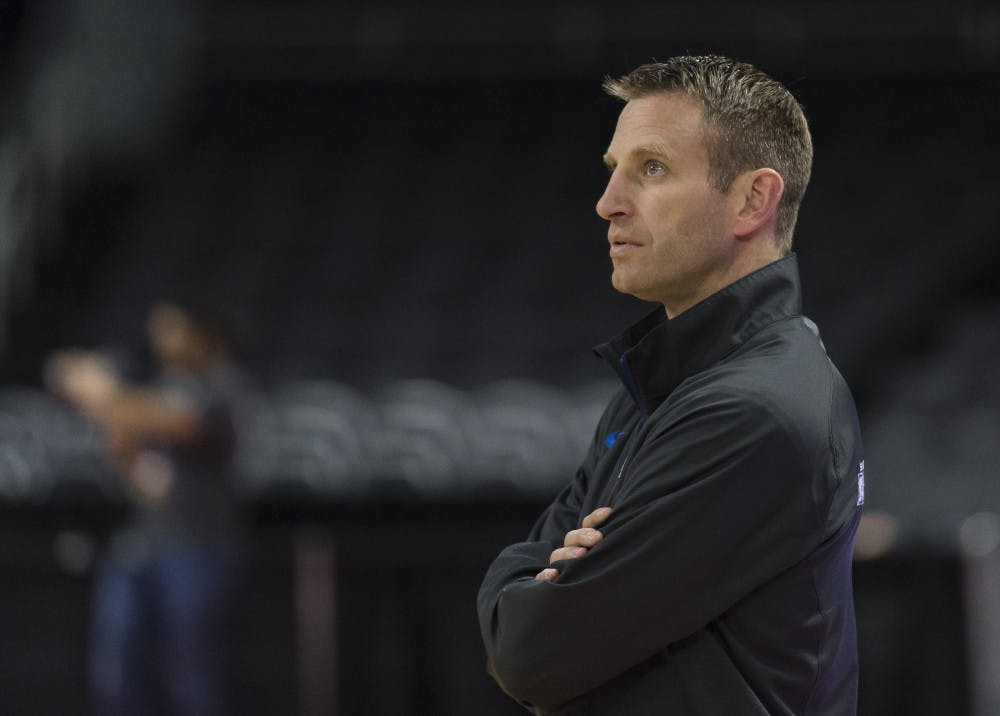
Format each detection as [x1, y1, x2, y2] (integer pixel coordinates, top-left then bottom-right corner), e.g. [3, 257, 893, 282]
[477, 392, 825, 712]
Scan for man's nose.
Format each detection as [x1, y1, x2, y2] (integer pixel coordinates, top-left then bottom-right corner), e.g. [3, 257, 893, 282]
[596, 171, 629, 220]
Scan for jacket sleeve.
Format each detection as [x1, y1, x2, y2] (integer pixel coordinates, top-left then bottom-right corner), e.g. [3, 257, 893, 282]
[477, 388, 832, 712]
[476, 410, 606, 709]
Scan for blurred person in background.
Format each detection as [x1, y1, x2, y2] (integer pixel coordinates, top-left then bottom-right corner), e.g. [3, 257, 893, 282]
[46, 297, 246, 716]
[478, 56, 864, 715]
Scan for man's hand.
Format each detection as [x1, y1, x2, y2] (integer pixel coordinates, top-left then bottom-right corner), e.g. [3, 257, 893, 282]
[536, 507, 612, 581]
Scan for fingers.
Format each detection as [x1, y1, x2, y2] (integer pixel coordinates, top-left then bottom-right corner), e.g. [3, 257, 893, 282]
[563, 527, 604, 549]
[582, 506, 613, 529]
[543, 507, 614, 578]
[548, 546, 588, 564]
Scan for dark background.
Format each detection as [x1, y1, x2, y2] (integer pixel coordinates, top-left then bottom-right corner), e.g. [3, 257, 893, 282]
[1, 1, 999, 714]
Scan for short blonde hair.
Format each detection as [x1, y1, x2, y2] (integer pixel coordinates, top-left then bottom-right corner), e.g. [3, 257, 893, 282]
[604, 56, 812, 254]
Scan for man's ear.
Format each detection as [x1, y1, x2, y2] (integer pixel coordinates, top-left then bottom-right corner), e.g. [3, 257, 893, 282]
[732, 168, 784, 239]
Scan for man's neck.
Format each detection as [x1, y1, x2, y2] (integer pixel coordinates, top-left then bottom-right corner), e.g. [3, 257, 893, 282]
[663, 244, 783, 319]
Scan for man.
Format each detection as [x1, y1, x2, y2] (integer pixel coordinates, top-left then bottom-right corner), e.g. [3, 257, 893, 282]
[47, 298, 246, 716]
[477, 56, 864, 715]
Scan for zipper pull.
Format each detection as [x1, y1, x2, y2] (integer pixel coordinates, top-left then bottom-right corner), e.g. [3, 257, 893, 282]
[616, 454, 630, 481]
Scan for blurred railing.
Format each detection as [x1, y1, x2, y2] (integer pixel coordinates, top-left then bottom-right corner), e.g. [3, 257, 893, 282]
[0, 378, 617, 504]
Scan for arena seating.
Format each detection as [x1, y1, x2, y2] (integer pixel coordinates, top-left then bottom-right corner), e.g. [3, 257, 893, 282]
[0, 378, 616, 503]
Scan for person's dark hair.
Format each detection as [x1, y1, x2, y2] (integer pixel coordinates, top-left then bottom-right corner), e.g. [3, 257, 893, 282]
[603, 55, 812, 254]
[157, 289, 242, 357]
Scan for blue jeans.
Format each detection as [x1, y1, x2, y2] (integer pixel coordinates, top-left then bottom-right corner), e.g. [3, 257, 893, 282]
[89, 541, 240, 716]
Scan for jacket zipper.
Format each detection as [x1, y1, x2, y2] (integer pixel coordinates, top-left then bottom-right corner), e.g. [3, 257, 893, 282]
[616, 452, 631, 481]
[611, 353, 646, 494]
[607, 442, 635, 504]
[607, 408, 647, 505]
[618, 353, 646, 422]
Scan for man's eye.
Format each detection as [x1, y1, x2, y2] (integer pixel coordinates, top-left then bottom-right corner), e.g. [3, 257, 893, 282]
[645, 161, 665, 176]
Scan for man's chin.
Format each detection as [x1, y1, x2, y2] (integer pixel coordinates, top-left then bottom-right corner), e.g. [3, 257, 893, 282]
[610, 270, 631, 293]
[611, 273, 657, 302]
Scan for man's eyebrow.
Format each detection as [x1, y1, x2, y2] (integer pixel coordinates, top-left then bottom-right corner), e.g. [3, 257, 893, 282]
[631, 142, 672, 159]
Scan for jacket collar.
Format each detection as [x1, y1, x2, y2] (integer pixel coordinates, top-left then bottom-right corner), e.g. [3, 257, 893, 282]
[594, 254, 803, 418]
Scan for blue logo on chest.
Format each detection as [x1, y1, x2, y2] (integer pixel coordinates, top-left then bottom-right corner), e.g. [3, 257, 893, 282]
[604, 429, 629, 448]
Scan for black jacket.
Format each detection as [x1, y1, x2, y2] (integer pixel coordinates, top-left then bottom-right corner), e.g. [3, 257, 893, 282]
[477, 255, 864, 715]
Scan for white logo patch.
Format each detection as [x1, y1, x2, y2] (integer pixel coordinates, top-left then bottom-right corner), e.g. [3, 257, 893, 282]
[857, 460, 865, 506]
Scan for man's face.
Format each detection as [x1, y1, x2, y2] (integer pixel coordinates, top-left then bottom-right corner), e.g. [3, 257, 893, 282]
[597, 92, 736, 315]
